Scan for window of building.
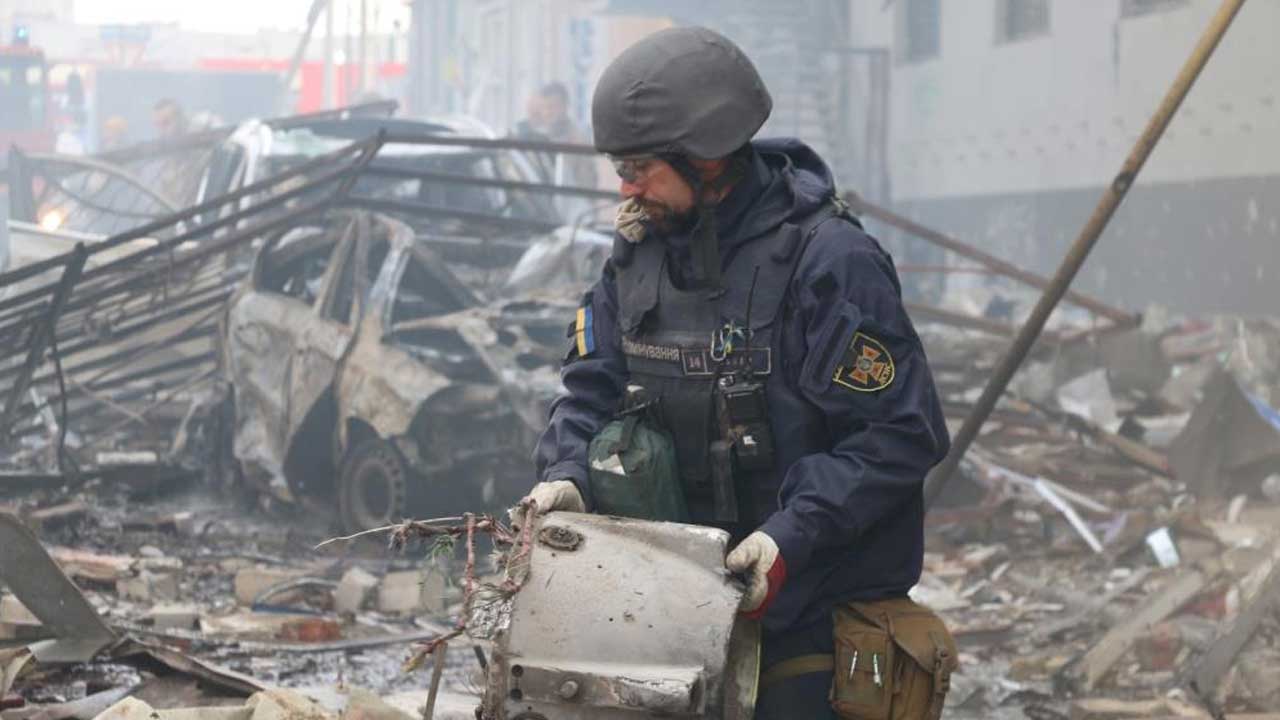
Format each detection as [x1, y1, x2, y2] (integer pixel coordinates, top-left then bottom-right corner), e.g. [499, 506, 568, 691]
[900, 0, 941, 63]
[996, 0, 1050, 43]
[1121, 0, 1188, 17]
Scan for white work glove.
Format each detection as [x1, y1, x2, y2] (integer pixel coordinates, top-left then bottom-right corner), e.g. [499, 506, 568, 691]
[526, 480, 586, 515]
[615, 198, 649, 244]
[726, 531, 787, 619]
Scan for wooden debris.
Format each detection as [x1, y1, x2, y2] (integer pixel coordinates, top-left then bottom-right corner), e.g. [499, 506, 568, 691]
[1190, 548, 1280, 705]
[275, 618, 342, 643]
[1094, 430, 1172, 477]
[423, 641, 449, 720]
[1069, 566, 1214, 692]
[26, 501, 89, 530]
[48, 546, 136, 582]
[1033, 568, 1151, 642]
[1068, 697, 1173, 720]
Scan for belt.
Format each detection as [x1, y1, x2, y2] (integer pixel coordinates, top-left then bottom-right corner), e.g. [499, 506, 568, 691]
[759, 653, 834, 690]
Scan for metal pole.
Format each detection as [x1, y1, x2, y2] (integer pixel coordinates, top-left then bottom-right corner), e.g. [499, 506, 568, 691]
[0, 243, 88, 439]
[345, 0, 355, 106]
[359, 0, 368, 97]
[407, 0, 424, 115]
[324, 0, 335, 108]
[282, 0, 330, 113]
[922, 0, 1249, 510]
[844, 191, 1136, 325]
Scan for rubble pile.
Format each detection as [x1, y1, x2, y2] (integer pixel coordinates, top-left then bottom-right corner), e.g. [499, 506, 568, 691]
[915, 313, 1280, 718]
[0, 483, 482, 717]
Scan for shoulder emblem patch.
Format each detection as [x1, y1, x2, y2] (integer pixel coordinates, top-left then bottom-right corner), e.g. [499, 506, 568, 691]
[833, 332, 895, 392]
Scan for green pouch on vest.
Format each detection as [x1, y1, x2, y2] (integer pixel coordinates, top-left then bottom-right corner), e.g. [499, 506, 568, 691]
[588, 415, 688, 522]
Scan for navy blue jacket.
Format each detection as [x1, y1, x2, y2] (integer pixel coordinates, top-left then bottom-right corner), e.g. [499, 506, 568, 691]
[534, 139, 951, 631]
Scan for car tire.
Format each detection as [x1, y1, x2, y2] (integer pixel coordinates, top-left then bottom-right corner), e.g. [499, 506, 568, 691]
[337, 438, 411, 535]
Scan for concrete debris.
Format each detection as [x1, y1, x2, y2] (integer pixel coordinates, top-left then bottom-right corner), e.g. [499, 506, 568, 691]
[116, 571, 180, 603]
[145, 603, 200, 630]
[232, 567, 311, 607]
[333, 568, 378, 616]
[376, 570, 446, 616]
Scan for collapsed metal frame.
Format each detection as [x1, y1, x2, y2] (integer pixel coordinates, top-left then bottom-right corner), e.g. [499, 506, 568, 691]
[0, 136, 382, 450]
[2, 101, 401, 241]
[5, 149, 183, 239]
[0, 127, 608, 462]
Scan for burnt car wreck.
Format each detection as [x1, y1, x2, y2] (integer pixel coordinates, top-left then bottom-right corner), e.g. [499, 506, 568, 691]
[225, 209, 577, 532]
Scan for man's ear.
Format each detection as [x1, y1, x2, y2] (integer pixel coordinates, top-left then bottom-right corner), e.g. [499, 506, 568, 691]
[690, 157, 729, 183]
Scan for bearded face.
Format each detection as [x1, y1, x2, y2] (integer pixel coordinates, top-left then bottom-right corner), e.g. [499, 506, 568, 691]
[634, 196, 698, 236]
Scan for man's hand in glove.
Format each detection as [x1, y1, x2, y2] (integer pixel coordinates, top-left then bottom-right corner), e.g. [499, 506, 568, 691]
[527, 479, 586, 514]
[511, 480, 586, 528]
[725, 531, 786, 619]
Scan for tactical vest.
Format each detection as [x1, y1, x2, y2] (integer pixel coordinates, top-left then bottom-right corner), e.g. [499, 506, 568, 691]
[612, 202, 847, 535]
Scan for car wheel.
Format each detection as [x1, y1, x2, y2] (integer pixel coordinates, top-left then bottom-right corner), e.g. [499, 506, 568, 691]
[337, 438, 410, 534]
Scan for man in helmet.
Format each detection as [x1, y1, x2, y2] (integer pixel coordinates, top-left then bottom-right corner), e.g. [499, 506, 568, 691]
[528, 27, 951, 718]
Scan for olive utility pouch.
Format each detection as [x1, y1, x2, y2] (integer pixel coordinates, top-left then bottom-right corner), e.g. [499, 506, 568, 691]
[830, 597, 958, 720]
[587, 415, 688, 523]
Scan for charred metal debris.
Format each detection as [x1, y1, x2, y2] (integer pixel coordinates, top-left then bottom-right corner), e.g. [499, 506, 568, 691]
[0, 104, 611, 523]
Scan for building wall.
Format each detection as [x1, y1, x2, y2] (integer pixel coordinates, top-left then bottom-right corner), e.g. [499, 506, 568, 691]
[890, 0, 1280, 201]
[866, 0, 1280, 314]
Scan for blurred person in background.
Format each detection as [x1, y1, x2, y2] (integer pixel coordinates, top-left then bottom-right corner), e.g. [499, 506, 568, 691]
[151, 98, 188, 140]
[100, 116, 130, 151]
[515, 81, 599, 195]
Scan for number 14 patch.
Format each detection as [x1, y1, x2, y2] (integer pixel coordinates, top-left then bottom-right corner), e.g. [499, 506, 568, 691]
[833, 332, 895, 392]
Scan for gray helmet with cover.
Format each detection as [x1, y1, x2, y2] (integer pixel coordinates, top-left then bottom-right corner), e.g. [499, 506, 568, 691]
[592, 26, 772, 159]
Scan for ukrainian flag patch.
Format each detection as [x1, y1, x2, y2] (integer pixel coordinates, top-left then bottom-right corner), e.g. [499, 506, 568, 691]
[575, 305, 596, 357]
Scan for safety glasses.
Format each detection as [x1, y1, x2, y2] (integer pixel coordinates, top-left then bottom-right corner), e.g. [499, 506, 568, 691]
[609, 153, 660, 184]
